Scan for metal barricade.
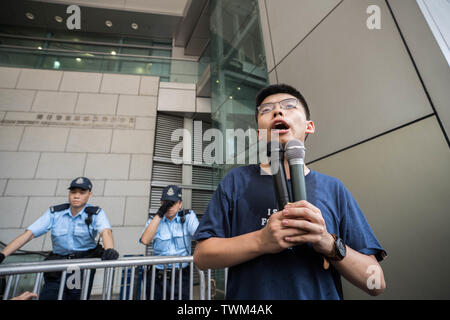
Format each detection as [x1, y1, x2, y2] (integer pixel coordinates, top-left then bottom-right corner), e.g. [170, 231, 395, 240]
[0, 256, 211, 300]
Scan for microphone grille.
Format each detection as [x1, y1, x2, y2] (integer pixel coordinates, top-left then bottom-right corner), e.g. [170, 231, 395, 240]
[285, 139, 305, 161]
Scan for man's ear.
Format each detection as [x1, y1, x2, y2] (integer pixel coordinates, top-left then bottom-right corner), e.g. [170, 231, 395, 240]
[305, 120, 315, 134]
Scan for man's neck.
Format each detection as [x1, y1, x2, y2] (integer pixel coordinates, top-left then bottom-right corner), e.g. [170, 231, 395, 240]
[283, 158, 309, 179]
[260, 159, 310, 178]
[70, 206, 84, 217]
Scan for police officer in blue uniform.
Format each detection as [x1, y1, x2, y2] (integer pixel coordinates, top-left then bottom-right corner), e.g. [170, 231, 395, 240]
[0, 177, 119, 300]
[140, 185, 199, 300]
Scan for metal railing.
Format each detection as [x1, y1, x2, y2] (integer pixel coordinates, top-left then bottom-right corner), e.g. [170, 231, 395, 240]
[0, 42, 200, 83]
[0, 256, 214, 300]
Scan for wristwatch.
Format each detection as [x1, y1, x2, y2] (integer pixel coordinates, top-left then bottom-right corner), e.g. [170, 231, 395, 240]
[327, 234, 346, 261]
[322, 234, 346, 270]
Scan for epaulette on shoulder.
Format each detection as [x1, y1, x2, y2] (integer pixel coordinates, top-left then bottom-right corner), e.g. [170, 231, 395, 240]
[85, 206, 101, 215]
[182, 209, 192, 215]
[50, 203, 70, 213]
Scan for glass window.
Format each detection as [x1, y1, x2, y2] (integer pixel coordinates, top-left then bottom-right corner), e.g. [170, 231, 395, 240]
[0, 24, 178, 80]
[210, 0, 269, 181]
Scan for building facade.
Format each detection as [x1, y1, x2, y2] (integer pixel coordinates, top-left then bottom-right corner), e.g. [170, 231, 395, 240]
[0, 0, 449, 299]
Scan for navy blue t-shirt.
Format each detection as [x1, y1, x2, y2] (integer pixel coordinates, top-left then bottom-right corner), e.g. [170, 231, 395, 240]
[194, 165, 386, 300]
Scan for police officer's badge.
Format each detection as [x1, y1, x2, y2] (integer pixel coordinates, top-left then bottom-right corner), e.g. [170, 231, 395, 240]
[167, 187, 174, 196]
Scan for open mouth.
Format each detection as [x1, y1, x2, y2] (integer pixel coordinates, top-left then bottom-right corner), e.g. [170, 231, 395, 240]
[271, 119, 290, 134]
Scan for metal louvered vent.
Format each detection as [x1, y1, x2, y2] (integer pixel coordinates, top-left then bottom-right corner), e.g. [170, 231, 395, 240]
[192, 189, 214, 216]
[191, 120, 214, 217]
[149, 187, 164, 213]
[151, 162, 182, 184]
[148, 112, 185, 220]
[193, 121, 211, 164]
[147, 114, 216, 257]
[154, 113, 184, 159]
[192, 166, 213, 186]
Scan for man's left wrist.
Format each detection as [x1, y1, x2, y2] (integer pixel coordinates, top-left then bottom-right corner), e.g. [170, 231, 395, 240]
[323, 233, 336, 257]
[314, 233, 335, 257]
[325, 234, 347, 261]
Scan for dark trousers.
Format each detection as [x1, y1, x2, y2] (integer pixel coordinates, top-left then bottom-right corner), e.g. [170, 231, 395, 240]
[39, 269, 96, 300]
[39, 249, 103, 300]
[146, 268, 190, 300]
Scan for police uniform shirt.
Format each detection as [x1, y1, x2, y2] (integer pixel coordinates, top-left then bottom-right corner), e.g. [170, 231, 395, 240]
[27, 204, 112, 255]
[139, 210, 199, 269]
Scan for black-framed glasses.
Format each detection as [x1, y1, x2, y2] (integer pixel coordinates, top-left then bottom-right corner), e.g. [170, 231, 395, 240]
[257, 98, 299, 115]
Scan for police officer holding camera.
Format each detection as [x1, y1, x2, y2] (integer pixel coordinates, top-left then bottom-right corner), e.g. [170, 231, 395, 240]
[0, 177, 119, 300]
[140, 185, 199, 300]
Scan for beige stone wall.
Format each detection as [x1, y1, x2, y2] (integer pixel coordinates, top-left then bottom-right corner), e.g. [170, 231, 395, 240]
[0, 66, 205, 294]
[0, 67, 157, 257]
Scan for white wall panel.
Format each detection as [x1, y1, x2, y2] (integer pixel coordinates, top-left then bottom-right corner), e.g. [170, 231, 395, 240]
[275, 0, 434, 162]
[35, 153, 86, 179]
[16, 69, 62, 91]
[59, 71, 102, 93]
[0, 89, 35, 112]
[0, 67, 20, 88]
[388, 0, 450, 143]
[309, 117, 450, 299]
[264, 0, 341, 66]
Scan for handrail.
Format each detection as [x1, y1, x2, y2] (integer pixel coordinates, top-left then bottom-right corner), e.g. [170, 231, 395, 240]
[0, 33, 172, 51]
[0, 255, 193, 275]
[0, 255, 210, 300]
[0, 44, 198, 62]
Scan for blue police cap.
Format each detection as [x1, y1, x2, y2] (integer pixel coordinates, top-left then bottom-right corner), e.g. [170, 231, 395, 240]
[161, 185, 182, 202]
[68, 177, 92, 191]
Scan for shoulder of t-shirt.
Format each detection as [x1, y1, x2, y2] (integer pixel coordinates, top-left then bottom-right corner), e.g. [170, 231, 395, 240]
[309, 169, 348, 193]
[226, 164, 257, 177]
[217, 165, 257, 197]
[310, 170, 359, 219]
[220, 165, 257, 185]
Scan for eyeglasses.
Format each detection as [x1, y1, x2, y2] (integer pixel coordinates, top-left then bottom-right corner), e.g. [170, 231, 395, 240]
[257, 98, 299, 115]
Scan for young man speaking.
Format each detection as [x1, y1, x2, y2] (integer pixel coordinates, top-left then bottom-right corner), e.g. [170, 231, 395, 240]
[193, 84, 387, 299]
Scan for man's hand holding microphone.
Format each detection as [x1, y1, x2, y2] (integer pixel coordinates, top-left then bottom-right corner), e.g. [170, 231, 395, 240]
[260, 139, 335, 258]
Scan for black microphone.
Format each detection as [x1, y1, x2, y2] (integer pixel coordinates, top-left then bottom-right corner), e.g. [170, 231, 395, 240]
[285, 139, 307, 201]
[267, 141, 290, 210]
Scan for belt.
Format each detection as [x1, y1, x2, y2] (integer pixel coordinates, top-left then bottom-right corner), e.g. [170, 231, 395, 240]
[53, 244, 103, 260]
[55, 250, 94, 260]
[66, 253, 84, 259]
[54, 252, 87, 259]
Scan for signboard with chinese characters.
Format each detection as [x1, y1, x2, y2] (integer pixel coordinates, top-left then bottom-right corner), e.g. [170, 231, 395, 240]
[1, 112, 136, 129]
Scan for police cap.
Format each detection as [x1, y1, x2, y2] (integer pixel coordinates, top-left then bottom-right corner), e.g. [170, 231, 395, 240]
[161, 185, 182, 202]
[68, 177, 92, 191]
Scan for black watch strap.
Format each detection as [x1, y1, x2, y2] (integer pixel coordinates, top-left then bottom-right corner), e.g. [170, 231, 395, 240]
[322, 234, 347, 270]
[327, 234, 346, 261]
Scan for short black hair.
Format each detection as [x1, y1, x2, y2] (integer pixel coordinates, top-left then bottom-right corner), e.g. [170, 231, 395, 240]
[255, 84, 310, 121]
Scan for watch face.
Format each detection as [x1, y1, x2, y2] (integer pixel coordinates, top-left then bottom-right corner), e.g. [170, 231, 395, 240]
[336, 238, 346, 258]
